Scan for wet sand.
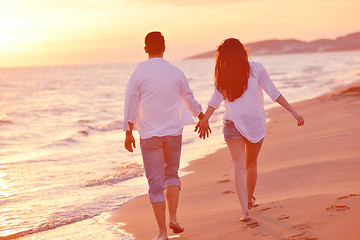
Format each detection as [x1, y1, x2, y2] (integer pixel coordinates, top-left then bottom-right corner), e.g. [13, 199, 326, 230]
[107, 81, 360, 240]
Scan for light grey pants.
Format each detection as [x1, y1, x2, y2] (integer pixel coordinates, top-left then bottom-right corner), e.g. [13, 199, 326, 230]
[140, 135, 182, 203]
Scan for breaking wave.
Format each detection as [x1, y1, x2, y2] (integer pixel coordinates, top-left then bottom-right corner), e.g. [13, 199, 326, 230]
[85, 162, 144, 187]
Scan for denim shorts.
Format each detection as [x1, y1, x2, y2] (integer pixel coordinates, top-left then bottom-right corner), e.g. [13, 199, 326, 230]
[223, 120, 264, 143]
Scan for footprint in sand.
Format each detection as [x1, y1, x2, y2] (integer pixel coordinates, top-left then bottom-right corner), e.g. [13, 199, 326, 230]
[337, 193, 360, 200]
[253, 232, 267, 237]
[289, 224, 317, 240]
[291, 224, 311, 231]
[222, 190, 234, 194]
[326, 205, 350, 211]
[290, 234, 318, 240]
[217, 179, 231, 183]
[258, 207, 271, 212]
[278, 215, 290, 220]
[247, 221, 260, 228]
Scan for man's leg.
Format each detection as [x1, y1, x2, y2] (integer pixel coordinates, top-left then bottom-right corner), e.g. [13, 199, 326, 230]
[164, 135, 183, 232]
[140, 137, 168, 240]
[151, 202, 167, 239]
[165, 185, 180, 224]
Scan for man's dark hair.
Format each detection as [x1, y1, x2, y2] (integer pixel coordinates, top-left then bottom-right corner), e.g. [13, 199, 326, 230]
[145, 31, 165, 55]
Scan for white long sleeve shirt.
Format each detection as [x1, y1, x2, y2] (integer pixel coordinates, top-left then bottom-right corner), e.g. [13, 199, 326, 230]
[123, 58, 202, 139]
[208, 61, 281, 143]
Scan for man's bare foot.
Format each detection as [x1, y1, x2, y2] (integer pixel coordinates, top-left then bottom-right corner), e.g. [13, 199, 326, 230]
[153, 233, 168, 240]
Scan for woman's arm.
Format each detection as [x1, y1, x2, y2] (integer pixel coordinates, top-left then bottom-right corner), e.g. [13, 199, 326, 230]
[195, 87, 222, 139]
[276, 94, 305, 126]
[194, 105, 216, 139]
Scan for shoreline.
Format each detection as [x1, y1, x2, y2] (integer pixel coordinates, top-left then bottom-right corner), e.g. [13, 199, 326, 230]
[106, 80, 360, 239]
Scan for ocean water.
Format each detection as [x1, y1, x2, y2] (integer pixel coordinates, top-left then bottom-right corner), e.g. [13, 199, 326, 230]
[0, 50, 360, 240]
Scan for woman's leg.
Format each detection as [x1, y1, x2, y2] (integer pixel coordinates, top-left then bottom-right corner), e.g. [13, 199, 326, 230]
[226, 138, 249, 217]
[245, 140, 263, 207]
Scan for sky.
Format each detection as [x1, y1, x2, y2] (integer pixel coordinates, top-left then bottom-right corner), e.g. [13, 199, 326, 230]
[1, 0, 359, 68]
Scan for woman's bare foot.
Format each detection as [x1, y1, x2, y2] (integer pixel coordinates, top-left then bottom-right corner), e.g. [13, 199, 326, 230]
[169, 221, 184, 233]
[240, 212, 251, 222]
[248, 196, 256, 209]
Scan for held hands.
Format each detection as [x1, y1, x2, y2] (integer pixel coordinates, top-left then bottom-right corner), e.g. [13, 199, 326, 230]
[125, 132, 136, 152]
[194, 118, 212, 139]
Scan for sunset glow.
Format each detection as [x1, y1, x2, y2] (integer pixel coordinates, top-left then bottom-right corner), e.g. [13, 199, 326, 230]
[1, 0, 359, 67]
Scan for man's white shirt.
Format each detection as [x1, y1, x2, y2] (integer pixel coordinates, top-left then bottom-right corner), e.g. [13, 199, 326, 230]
[123, 58, 202, 139]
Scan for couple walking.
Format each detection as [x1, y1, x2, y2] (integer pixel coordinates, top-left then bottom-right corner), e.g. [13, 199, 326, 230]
[123, 31, 304, 240]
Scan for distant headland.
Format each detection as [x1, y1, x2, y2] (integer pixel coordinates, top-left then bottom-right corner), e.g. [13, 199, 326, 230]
[185, 31, 360, 59]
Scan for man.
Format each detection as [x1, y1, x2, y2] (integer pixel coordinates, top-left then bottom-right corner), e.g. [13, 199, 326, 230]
[123, 31, 203, 240]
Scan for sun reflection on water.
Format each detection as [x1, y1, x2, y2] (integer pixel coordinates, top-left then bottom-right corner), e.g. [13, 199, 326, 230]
[0, 113, 7, 119]
[0, 170, 15, 198]
[0, 171, 22, 237]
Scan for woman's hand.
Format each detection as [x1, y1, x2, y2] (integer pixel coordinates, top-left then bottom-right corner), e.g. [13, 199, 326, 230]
[194, 105, 216, 139]
[293, 112, 304, 126]
[195, 119, 212, 139]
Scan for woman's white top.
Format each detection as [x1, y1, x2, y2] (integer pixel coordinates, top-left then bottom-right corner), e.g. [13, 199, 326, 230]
[208, 61, 281, 143]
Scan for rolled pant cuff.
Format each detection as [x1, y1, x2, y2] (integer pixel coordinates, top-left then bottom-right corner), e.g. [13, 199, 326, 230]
[149, 192, 166, 203]
[165, 179, 181, 190]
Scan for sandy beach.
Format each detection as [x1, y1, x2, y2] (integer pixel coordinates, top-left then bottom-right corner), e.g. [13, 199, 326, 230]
[107, 81, 360, 240]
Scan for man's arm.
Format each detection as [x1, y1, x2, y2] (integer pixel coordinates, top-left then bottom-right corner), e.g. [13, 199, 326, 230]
[123, 71, 140, 152]
[179, 72, 203, 117]
[125, 122, 136, 152]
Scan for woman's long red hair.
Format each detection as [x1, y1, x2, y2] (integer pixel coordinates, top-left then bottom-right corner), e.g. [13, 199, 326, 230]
[215, 38, 251, 102]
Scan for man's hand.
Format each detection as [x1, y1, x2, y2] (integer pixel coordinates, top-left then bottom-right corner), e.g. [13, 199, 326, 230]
[194, 118, 212, 139]
[125, 131, 136, 152]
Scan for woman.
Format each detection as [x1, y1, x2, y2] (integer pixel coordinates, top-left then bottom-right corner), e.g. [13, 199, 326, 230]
[195, 38, 304, 222]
